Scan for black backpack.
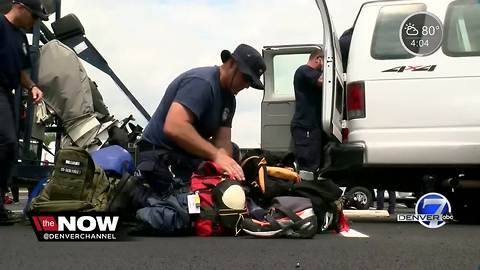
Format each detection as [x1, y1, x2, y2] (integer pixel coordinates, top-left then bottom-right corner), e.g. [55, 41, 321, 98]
[291, 180, 343, 232]
[240, 155, 300, 206]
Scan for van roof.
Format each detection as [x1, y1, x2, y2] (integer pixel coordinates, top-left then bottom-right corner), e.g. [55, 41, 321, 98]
[361, 0, 444, 8]
[350, 0, 444, 31]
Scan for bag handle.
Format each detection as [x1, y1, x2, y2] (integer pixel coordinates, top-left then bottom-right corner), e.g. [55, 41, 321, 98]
[240, 155, 261, 168]
[197, 161, 224, 176]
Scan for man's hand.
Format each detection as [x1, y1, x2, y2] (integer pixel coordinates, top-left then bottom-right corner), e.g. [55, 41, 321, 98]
[30, 86, 43, 104]
[214, 148, 245, 181]
[20, 71, 43, 103]
[316, 74, 324, 87]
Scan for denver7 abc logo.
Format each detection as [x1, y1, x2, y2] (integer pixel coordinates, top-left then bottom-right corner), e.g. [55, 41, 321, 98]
[415, 193, 453, 228]
[398, 192, 453, 228]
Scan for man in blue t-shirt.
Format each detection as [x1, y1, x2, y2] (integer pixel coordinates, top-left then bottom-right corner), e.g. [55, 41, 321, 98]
[0, 0, 48, 225]
[134, 44, 266, 198]
[291, 48, 324, 180]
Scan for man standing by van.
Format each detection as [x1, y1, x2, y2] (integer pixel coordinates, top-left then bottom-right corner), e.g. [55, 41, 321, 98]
[0, 0, 48, 225]
[291, 49, 324, 180]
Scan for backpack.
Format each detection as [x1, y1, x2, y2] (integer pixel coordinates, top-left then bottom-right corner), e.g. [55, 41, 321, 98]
[30, 147, 116, 212]
[241, 153, 345, 233]
[241, 155, 301, 206]
[291, 179, 344, 233]
[190, 161, 247, 236]
[242, 196, 318, 239]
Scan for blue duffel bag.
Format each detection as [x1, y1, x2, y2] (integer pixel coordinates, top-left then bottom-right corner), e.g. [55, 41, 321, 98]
[91, 145, 135, 176]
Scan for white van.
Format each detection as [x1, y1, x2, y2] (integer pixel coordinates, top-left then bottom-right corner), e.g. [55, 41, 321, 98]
[261, 0, 480, 221]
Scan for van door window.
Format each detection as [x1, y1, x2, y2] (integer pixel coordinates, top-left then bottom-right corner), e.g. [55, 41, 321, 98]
[443, 0, 480, 57]
[272, 54, 310, 98]
[335, 78, 343, 114]
[371, 4, 426, 60]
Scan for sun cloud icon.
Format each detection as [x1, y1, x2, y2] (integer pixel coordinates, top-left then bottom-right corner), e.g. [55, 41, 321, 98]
[405, 23, 419, 36]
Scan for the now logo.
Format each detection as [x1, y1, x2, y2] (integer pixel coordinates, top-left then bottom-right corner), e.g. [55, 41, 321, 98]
[30, 214, 122, 241]
[33, 216, 119, 232]
[58, 216, 118, 232]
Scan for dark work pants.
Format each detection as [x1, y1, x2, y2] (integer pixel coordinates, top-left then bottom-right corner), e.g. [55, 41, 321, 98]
[0, 144, 16, 213]
[377, 190, 396, 214]
[0, 90, 17, 213]
[137, 149, 199, 198]
[134, 142, 240, 209]
[291, 127, 323, 173]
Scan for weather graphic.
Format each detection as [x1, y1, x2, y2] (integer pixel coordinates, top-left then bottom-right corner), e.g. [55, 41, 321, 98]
[404, 23, 419, 36]
[400, 11, 444, 56]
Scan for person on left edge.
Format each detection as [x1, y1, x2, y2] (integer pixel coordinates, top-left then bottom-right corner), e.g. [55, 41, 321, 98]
[0, 0, 48, 225]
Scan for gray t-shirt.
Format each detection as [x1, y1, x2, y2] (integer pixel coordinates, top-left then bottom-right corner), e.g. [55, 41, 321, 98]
[142, 66, 236, 156]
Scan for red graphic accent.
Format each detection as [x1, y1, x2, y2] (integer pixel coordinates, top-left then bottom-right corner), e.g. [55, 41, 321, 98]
[38, 216, 58, 231]
[32, 216, 43, 232]
[404, 66, 422, 71]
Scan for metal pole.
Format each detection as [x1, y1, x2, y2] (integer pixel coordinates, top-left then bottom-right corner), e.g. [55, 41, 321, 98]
[55, 0, 61, 21]
[23, 22, 41, 163]
[107, 66, 151, 121]
[81, 39, 151, 121]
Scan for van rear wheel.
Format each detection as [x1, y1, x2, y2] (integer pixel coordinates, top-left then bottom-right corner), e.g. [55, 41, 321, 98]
[346, 186, 373, 210]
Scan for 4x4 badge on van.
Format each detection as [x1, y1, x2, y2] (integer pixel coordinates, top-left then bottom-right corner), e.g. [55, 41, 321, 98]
[382, 65, 437, 73]
[382, 65, 436, 73]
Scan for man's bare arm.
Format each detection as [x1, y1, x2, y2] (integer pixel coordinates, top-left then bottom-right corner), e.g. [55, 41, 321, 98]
[212, 127, 233, 157]
[163, 102, 244, 180]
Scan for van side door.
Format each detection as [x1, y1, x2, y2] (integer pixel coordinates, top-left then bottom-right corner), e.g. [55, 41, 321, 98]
[315, 0, 345, 142]
[261, 0, 345, 153]
[261, 45, 323, 153]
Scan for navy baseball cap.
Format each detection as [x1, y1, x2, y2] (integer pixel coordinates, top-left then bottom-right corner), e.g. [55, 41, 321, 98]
[12, 0, 49, 21]
[221, 44, 266, 90]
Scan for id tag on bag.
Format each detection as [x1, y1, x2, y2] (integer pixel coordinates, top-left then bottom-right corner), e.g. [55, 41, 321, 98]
[187, 194, 201, 214]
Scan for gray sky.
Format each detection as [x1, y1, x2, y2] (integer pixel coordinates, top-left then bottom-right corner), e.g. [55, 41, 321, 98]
[54, 0, 370, 147]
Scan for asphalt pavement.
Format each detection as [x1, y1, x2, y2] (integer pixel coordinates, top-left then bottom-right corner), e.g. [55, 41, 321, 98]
[1, 195, 479, 270]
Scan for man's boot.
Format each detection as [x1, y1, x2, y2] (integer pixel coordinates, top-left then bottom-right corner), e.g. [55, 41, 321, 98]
[0, 187, 22, 226]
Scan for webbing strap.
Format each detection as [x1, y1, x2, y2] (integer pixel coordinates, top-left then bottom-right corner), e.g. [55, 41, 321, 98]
[199, 205, 218, 222]
[264, 205, 308, 232]
[258, 164, 267, 193]
[271, 204, 302, 223]
[218, 208, 248, 216]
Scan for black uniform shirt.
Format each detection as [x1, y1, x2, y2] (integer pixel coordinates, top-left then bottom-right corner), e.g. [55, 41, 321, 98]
[0, 15, 31, 91]
[291, 65, 323, 129]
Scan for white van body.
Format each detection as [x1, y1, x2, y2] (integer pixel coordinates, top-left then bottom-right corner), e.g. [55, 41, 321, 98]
[261, 0, 480, 220]
[333, 0, 480, 212]
[346, 0, 480, 166]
